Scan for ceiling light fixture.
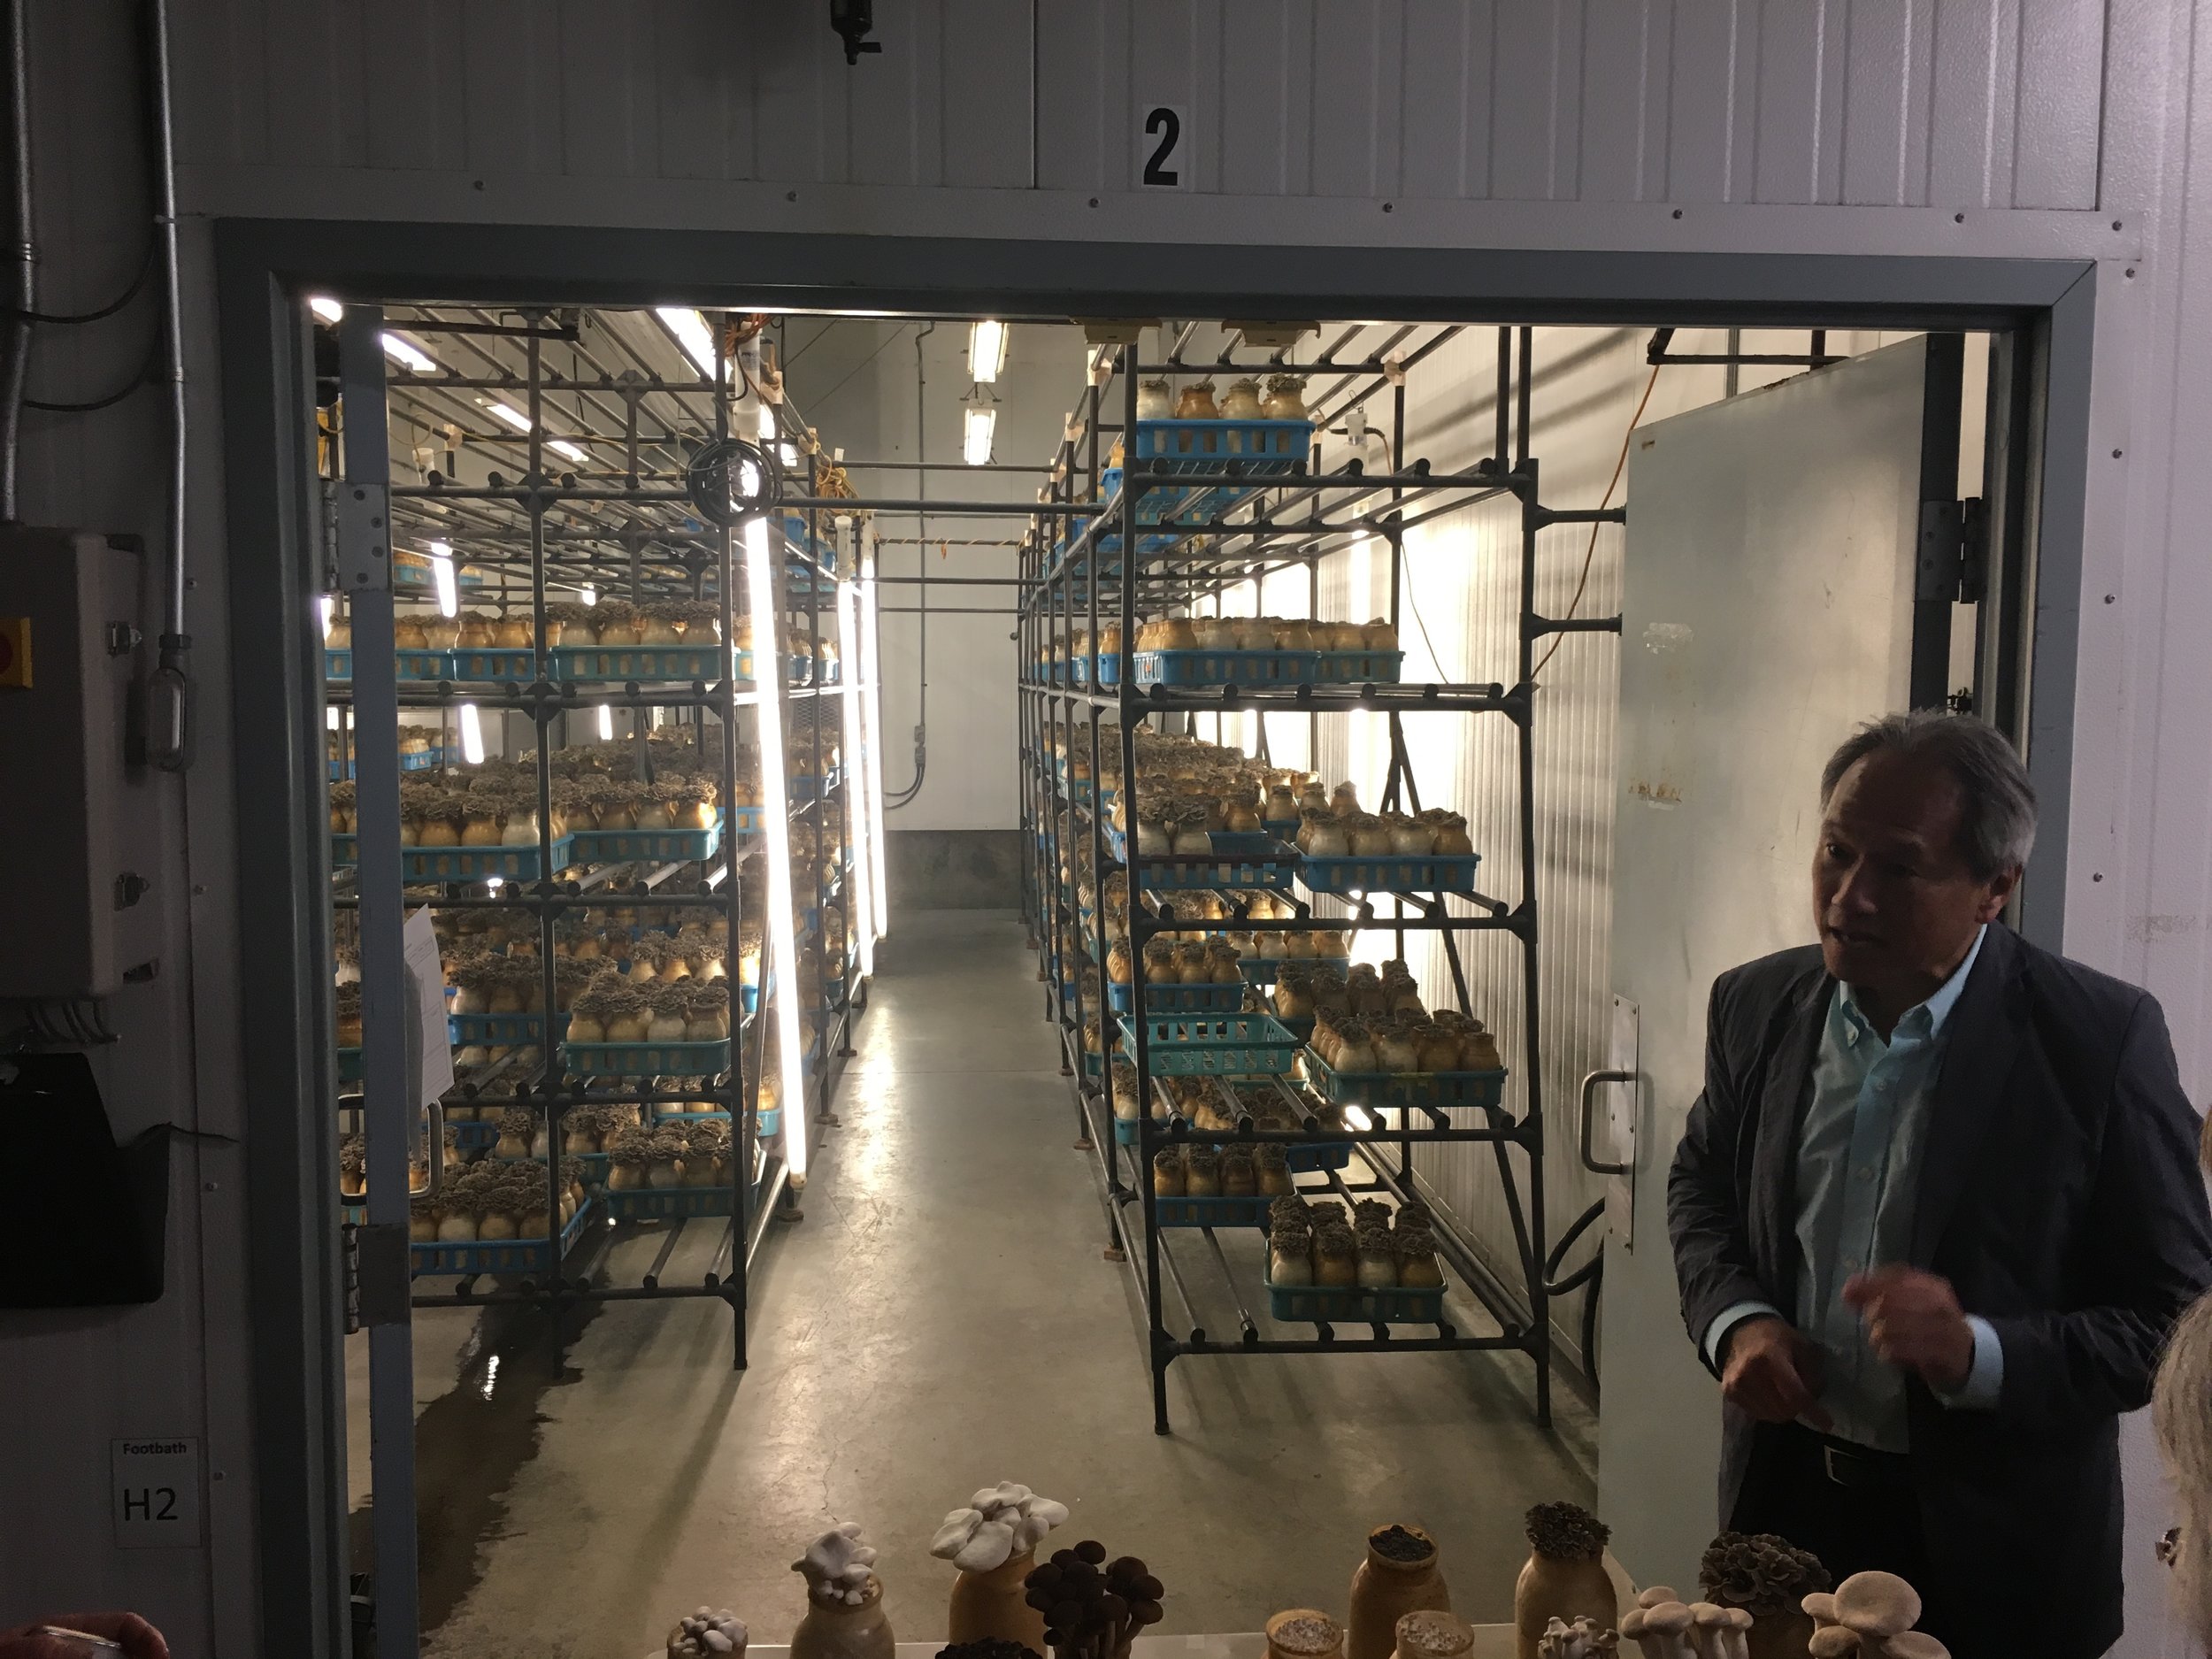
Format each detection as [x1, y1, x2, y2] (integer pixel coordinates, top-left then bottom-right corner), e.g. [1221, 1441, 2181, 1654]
[962, 395, 997, 466]
[458, 702, 486, 765]
[657, 306, 719, 379]
[310, 296, 342, 323]
[381, 333, 436, 373]
[485, 401, 531, 433]
[970, 319, 1009, 383]
[596, 703, 614, 741]
[549, 438, 588, 465]
[428, 541, 457, 618]
[580, 584, 597, 606]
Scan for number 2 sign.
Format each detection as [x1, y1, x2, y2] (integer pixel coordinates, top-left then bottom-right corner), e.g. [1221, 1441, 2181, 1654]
[1137, 105, 1189, 190]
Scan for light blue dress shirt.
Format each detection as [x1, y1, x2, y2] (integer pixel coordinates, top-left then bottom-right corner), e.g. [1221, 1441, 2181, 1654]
[1704, 925, 2003, 1451]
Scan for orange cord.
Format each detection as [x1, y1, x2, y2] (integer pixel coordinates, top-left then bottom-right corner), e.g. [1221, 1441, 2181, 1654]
[1533, 363, 1660, 681]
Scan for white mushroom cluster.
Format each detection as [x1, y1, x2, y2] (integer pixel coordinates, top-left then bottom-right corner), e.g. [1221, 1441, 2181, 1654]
[1801, 1573, 1948, 1659]
[928, 1482, 1071, 1572]
[1538, 1617, 1618, 1658]
[669, 1609, 748, 1658]
[794, 1522, 878, 1607]
[1618, 1586, 1752, 1659]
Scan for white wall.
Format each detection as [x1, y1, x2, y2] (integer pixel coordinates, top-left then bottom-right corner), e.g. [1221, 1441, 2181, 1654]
[8, 2, 2209, 1654]
[782, 319, 1084, 832]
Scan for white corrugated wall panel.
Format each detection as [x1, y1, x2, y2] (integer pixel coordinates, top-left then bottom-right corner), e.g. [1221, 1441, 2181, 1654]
[171, 0, 2107, 211]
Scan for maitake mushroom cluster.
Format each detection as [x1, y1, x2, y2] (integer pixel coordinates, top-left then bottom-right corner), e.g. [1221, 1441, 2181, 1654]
[930, 1482, 1070, 1572]
[1525, 1501, 1610, 1562]
[1802, 1572, 1947, 1658]
[1021, 1542, 1164, 1659]
[1697, 1532, 1829, 1617]
[793, 1522, 877, 1608]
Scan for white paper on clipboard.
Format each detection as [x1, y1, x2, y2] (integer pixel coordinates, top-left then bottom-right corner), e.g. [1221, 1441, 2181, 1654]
[403, 907, 454, 1107]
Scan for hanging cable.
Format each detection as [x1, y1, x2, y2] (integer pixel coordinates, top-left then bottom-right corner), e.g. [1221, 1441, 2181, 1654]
[1532, 364, 1659, 681]
[1, 240, 152, 324]
[25, 341, 155, 411]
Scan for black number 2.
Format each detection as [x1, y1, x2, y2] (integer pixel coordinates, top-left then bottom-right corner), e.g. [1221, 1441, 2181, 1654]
[1143, 108, 1181, 187]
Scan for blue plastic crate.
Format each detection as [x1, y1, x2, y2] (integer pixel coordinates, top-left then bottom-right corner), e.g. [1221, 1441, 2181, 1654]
[601, 1180, 735, 1221]
[564, 1037, 732, 1078]
[551, 644, 748, 683]
[1133, 649, 1317, 687]
[449, 1010, 569, 1044]
[322, 648, 452, 682]
[1068, 652, 1125, 687]
[1152, 1192, 1276, 1228]
[1106, 980, 1245, 1014]
[1109, 827, 1299, 892]
[327, 745, 444, 781]
[1313, 649, 1406, 685]
[1297, 851, 1482, 896]
[449, 647, 538, 682]
[790, 766, 842, 800]
[1133, 417, 1312, 474]
[569, 818, 724, 864]
[1263, 1268, 1445, 1325]
[1298, 1048, 1508, 1111]
[1119, 1012, 1299, 1076]
[330, 833, 579, 883]
[411, 1198, 595, 1278]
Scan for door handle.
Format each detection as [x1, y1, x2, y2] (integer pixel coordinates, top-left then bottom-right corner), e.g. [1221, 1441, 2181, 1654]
[1578, 1068, 1636, 1175]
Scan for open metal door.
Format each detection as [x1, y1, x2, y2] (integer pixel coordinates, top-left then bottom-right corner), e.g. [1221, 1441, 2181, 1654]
[334, 306, 426, 1659]
[1593, 336, 1959, 1590]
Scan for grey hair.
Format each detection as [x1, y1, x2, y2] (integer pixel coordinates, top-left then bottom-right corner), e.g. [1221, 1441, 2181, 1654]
[2154, 1292, 2212, 1649]
[1818, 710, 2037, 879]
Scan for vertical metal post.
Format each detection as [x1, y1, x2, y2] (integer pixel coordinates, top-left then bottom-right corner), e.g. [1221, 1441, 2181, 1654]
[524, 318, 566, 1321]
[1910, 333, 1966, 710]
[1511, 326, 1551, 1429]
[338, 305, 423, 1659]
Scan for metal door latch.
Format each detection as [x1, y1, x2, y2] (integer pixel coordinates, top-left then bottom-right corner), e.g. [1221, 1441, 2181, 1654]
[336, 482, 393, 592]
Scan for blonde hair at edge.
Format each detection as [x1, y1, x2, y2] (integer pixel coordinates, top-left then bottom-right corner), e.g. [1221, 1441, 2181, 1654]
[2153, 1125, 2212, 1647]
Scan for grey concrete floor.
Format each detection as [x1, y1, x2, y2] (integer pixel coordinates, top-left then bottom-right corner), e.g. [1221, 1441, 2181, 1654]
[346, 910, 1596, 1659]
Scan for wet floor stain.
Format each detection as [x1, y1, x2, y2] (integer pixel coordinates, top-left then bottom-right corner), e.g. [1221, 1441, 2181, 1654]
[349, 1294, 604, 1638]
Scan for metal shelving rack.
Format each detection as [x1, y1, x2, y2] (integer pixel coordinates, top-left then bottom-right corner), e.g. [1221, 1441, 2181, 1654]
[1018, 326, 1617, 1432]
[326, 304, 870, 1367]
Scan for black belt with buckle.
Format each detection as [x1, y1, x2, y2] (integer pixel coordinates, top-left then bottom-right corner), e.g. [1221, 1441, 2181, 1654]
[1817, 1435, 1912, 1489]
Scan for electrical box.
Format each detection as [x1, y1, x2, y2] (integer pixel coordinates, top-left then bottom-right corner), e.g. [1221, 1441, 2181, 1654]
[0, 526, 159, 996]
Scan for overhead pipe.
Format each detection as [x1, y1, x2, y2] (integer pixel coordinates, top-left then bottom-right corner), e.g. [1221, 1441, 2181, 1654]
[0, 0, 31, 521]
[145, 0, 191, 769]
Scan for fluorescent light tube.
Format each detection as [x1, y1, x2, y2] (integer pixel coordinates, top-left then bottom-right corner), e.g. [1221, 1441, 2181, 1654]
[310, 296, 342, 324]
[746, 512, 808, 1180]
[458, 702, 485, 764]
[381, 333, 436, 373]
[596, 703, 614, 741]
[320, 594, 336, 639]
[580, 584, 597, 606]
[549, 438, 588, 465]
[858, 540, 888, 939]
[837, 580, 873, 978]
[963, 403, 996, 466]
[657, 306, 718, 378]
[485, 402, 531, 433]
[970, 319, 1009, 383]
[428, 541, 457, 618]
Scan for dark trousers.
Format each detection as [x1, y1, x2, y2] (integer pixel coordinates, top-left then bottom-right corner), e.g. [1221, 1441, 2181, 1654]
[1732, 1424, 1971, 1656]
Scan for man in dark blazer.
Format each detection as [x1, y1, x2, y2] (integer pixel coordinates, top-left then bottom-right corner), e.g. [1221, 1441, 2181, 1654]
[1670, 710, 2212, 1658]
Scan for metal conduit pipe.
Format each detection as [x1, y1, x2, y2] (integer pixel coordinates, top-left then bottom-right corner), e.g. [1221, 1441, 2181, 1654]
[0, 0, 30, 522]
[144, 0, 192, 769]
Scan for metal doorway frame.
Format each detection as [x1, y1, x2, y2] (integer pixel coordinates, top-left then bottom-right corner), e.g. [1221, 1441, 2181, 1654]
[212, 220, 2094, 1657]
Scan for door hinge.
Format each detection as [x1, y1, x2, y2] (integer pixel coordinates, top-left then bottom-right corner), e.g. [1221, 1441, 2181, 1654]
[1917, 495, 1987, 604]
[343, 1221, 411, 1333]
[336, 480, 394, 593]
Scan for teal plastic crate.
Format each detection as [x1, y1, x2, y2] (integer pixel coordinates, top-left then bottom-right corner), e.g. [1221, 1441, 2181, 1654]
[1152, 1192, 1275, 1228]
[1133, 649, 1317, 687]
[449, 1010, 569, 1044]
[1263, 1268, 1446, 1325]
[1132, 417, 1312, 473]
[1106, 980, 1245, 1014]
[1313, 649, 1406, 685]
[322, 648, 452, 681]
[569, 818, 724, 864]
[411, 1198, 595, 1277]
[601, 1181, 735, 1221]
[1120, 1012, 1298, 1076]
[1109, 826, 1298, 891]
[1297, 851, 1482, 895]
[550, 644, 748, 683]
[563, 1037, 732, 1077]
[328, 746, 443, 781]
[1299, 1048, 1508, 1111]
[330, 833, 579, 883]
[449, 646, 538, 682]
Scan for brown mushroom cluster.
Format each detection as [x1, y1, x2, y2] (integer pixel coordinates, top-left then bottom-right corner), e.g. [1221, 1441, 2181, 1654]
[1308, 1004, 1500, 1077]
[1022, 1541, 1163, 1659]
[1264, 1194, 1440, 1291]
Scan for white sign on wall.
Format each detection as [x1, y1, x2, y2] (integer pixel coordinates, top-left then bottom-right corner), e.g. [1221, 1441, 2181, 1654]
[111, 1437, 202, 1548]
[1136, 105, 1189, 190]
